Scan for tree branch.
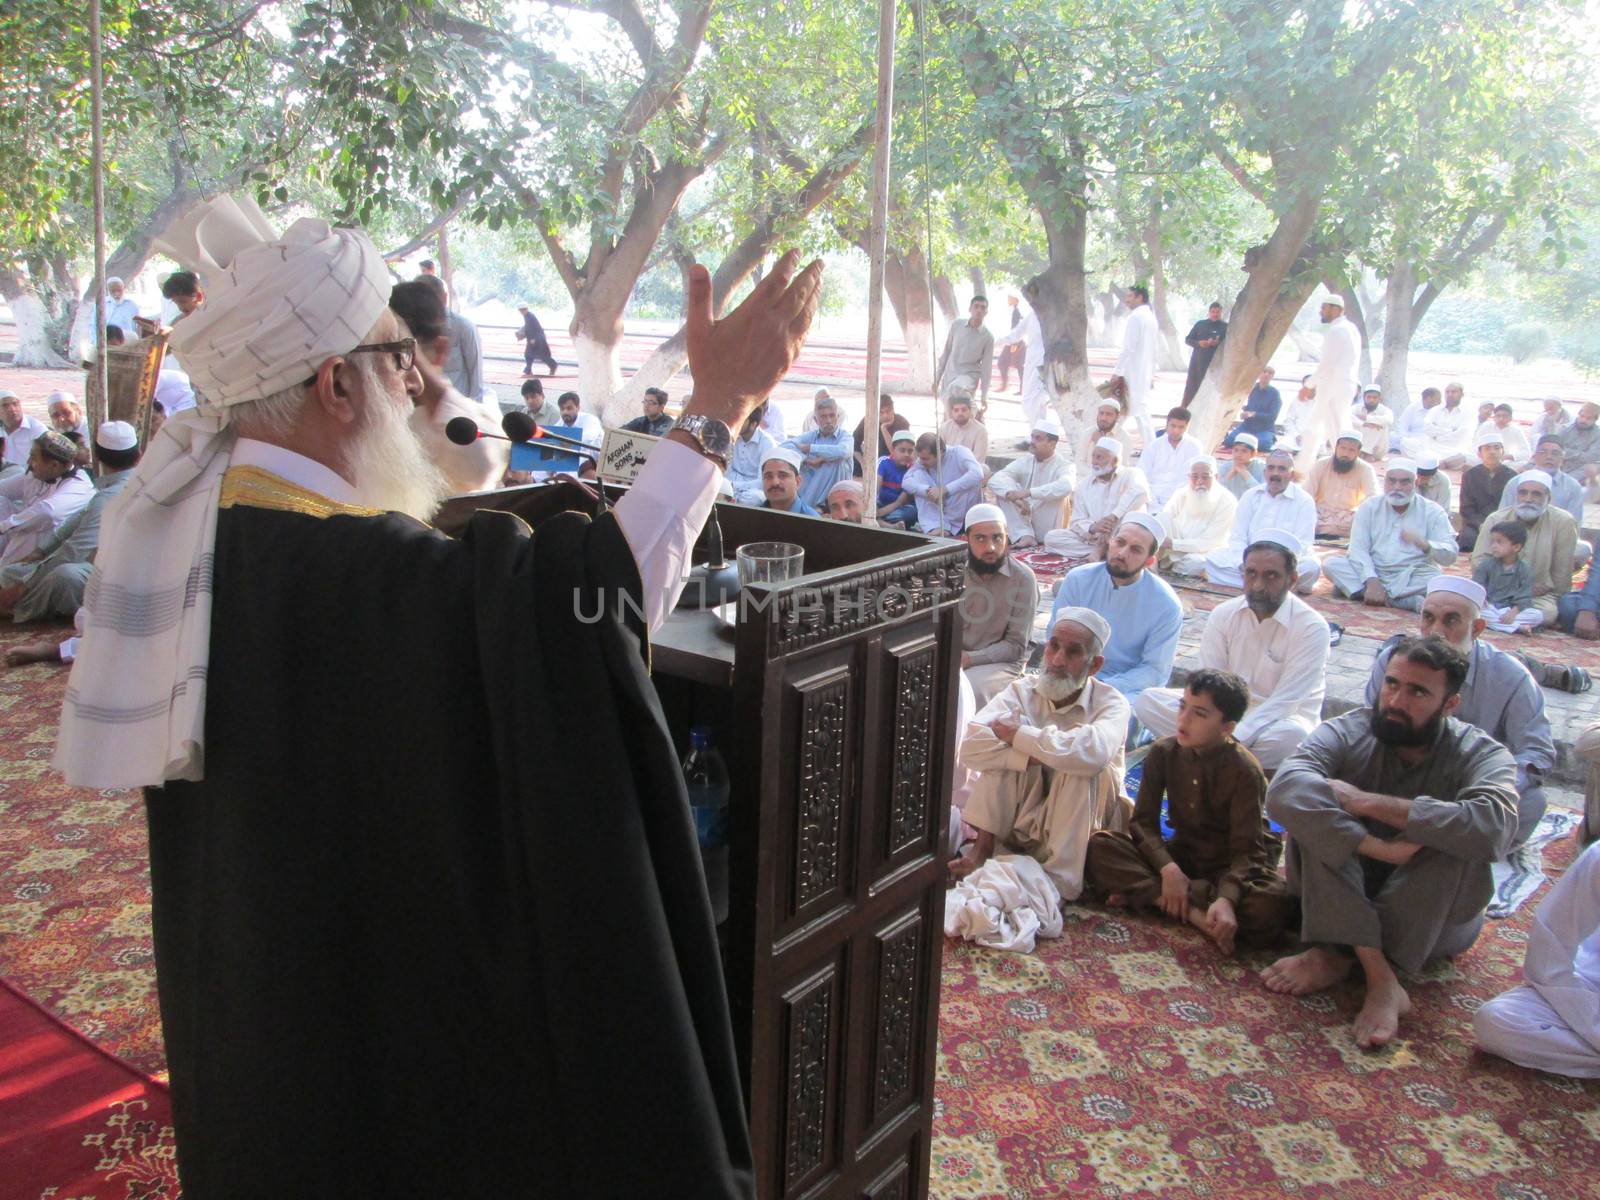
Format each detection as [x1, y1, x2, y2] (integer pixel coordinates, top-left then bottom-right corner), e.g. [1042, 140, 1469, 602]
[382, 202, 466, 262]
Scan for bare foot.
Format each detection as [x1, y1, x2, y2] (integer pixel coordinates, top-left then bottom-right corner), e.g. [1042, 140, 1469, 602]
[1353, 975, 1410, 1047]
[1261, 947, 1352, 995]
[1187, 906, 1236, 956]
[1104, 893, 1127, 908]
[5, 640, 63, 667]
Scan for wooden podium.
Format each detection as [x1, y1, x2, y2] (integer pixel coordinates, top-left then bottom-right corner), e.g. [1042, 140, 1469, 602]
[436, 487, 964, 1200]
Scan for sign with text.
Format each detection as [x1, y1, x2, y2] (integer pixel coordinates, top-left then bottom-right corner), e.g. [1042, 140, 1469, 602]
[599, 428, 662, 485]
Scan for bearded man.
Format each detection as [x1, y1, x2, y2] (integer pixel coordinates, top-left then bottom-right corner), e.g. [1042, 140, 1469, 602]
[1158, 457, 1235, 575]
[949, 607, 1130, 900]
[1265, 635, 1517, 1049]
[959, 503, 1039, 705]
[55, 194, 822, 1197]
[1320, 460, 1456, 611]
[1303, 430, 1376, 538]
[1471, 469, 1578, 625]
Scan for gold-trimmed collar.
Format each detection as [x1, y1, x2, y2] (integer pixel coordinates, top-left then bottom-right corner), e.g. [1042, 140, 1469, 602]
[220, 465, 383, 519]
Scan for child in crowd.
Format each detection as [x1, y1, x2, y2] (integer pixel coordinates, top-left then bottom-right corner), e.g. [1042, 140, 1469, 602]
[1085, 669, 1290, 955]
[1474, 520, 1542, 632]
[874, 430, 918, 529]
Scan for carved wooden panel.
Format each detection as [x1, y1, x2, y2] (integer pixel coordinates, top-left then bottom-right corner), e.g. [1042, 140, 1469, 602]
[871, 911, 923, 1120]
[795, 674, 849, 910]
[768, 550, 966, 655]
[863, 1160, 910, 1200]
[783, 963, 839, 1192]
[887, 644, 936, 856]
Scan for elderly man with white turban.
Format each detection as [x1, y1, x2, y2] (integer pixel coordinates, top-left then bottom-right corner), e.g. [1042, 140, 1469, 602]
[989, 417, 1075, 546]
[1204, 448, 1319, 592]
[1472, 469, 1578, 626]
[1159, 456, 1236, 576]
[1137, 532, 1327, 770]
[960, 502, 1040, 705]
[950, 606, 1131, 900]
[1365, 576, 1555, 857]
[54, 194, 819, 1196]
[1042, 435, 1150, 568]
[1321, 459, 1457, 612]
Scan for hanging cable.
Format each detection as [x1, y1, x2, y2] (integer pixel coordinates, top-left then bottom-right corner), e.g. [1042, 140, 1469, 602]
[913, 0, 946, 533]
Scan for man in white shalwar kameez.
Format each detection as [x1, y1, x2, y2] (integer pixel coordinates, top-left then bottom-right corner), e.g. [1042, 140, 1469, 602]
[1401, 381, 1473, 469]
[1204, 449, 1319, 591]
[1321, 460, 1457, 611]
[1139, 406, 1205, 507]
[1043, 437, 1150, 567]
[990, 418, 1074, 546]
[1159, 457, 1236, 576]
[949, 608, 1130, 901]
[1108, 286, 1158, 450]
[1475, 840, 1600, 1078]
[993, 302, 1049, 427]
[1296, 293, 1362, 475]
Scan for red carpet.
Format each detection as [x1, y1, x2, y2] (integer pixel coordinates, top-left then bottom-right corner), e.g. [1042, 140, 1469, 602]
[0, 977, 176, 1199]
[931, 836, 1600, 1199]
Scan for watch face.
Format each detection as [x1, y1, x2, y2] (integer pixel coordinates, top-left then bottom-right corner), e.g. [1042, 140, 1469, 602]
[699, 418, 732, 458]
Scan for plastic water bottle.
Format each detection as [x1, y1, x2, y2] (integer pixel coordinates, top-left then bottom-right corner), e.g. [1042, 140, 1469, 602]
[682, 726, 730, 925]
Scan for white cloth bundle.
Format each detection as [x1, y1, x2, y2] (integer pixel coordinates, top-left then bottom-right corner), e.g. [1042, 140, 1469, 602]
[944, 855, 1064, 954]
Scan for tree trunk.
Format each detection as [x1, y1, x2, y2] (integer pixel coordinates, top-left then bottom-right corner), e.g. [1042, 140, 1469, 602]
[884, 245, 938, 392]
[1029, 213, 1094, 448]
[437, 224, 455, 298]
[1137, 213, 1187, 372]
[0, 272, 75, 369]
[931, 273, 958, 322]
[1186, 187, 1326, 448]
[1376, 263, 1418, 410]
[572, 300, 626, 421]
[968, 266, 985, 301]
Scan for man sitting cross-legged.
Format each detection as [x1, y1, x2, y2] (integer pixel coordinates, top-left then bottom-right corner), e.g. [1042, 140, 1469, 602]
[949, 607, 1130, 901]
[1204, 448, 1319, 592]
[1135, 534, 1328, 772]
[1042, 436, 1150, 568]
[1087, 669, 1292, 956]
[1303, 429, 1376, 538]
[1320, 459, 1456, 612]
[990, 418, 1074, 547]
[1158, 456, 1235, 576]
[1265, 635, 1518, 1048]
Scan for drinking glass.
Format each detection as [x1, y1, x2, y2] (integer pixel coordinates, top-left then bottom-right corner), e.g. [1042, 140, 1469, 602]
[736, 541, 805, 588]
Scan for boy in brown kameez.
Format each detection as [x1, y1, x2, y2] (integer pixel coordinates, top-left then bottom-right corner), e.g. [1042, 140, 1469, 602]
[1086, 669, 1291, 953]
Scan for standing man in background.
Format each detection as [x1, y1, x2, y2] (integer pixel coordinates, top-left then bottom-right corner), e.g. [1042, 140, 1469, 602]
[515, 303, 558, 377]
[1109, 285, 1158, 450]
[1295, 292, 1360, 476]
[935, 296, 995, 416]
[1181, 302, 1226, 405]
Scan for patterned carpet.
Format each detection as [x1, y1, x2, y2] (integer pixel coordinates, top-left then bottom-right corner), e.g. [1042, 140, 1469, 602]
[4, 620, 1599, 1199]
[930, 833, 1600, 1200]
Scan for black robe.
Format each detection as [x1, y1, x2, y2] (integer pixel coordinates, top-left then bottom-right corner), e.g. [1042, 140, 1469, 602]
[1182, 318, 1227, 403]
[147, 488, 753, 1198]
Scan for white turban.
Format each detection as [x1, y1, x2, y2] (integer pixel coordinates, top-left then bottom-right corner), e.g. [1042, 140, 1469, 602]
[1051, 606, 1112, 653]
[1426, 576, 1487, 610]
[1385, 458, 1418, 478]
[763, 446, 804, 474]
[1032, 418, 1063, 439]
[56, 194, 394, 792]
[964, 503, 1005, 530]
[159, 194, 391, 408]
[1511, 469, 1553, 494]
[1094, 436, 1123, 457]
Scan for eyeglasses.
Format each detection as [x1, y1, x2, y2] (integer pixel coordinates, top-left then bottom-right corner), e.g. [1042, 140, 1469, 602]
[300, 338, 418, 387]
[347, 338, 417, 373]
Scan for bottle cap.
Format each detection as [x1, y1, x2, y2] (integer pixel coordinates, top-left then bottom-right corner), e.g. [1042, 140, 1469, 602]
[690, 725, 713, 749]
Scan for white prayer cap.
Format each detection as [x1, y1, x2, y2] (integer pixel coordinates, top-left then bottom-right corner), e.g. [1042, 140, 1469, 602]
[1119, 511, 1167, 546]
[1050, 605, 1112, 651]
[517, 303, 530, 311]
[1190, 455, 1216, 472]
[812, 387, 832, 402]
[827, 478, 864, 499]
[1096, 397, 1121, 412]
[1032, 417, 1063, 439]
[964, 503, 1006, 531]
[106, 276, 124, 287]
[1426, 576, 1486, 610]
[1511, 468, 1553, 493]
[1231, 432, 1258, 449]
[762, 446, 804, 473]
[1362, 384, 1382, 395]
[1473, 428, 1505, 448]
[94, 420, 138, 451]
[1414, 454, 1439, 471]
[1094, 436, 1123, 457]
[1318, 291, 1345, 308]
[1334, 428, 1363, 445]
[45, 389, 78, 407]
[1264, 446, 1295, 462]
[1251, 527, 1304, 557]
[890, 429, 916, 445]
[154, 194, 391, 409]
[1385, 458, 1418, 478]
[0, 389, 15, 401]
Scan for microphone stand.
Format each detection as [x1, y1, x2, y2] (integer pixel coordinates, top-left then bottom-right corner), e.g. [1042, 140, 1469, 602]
[675, 502, 740, 610]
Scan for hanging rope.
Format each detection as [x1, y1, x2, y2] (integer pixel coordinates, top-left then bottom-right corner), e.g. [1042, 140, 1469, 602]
[88, 0, 108, 444]
[913, 0, 946, 533]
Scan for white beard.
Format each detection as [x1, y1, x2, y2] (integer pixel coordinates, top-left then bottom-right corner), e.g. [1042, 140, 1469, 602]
[344, 395, 451, 523]
[1034, 670, 1086, 704]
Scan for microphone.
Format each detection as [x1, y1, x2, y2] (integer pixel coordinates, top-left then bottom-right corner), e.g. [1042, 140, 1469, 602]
[445, 416, 488, 446]
[445, 414, 599, 455]
[501, 410, 536, 442]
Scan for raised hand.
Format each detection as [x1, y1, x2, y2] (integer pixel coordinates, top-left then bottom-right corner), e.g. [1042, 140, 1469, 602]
[683, 249, 824, 429]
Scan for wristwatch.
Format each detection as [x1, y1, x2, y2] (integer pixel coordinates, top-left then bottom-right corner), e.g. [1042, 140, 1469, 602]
[671, 413, 732, 471]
